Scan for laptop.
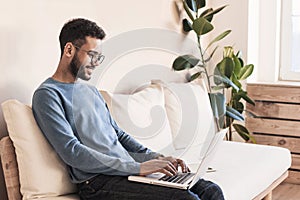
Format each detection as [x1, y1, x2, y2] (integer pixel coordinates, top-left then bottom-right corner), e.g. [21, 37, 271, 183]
[128, 128, 227, 190]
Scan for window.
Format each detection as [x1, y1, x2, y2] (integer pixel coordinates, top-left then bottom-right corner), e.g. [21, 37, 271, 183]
[280, 0, 300, 81]
[291, 0, 300, 72]
[248, 0, 281, 82]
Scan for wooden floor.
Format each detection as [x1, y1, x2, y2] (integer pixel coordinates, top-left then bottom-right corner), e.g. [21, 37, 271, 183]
[273, 183, 300, 200]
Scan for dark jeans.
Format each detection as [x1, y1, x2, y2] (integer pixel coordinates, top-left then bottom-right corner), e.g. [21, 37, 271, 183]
[77, 174, 225, 200]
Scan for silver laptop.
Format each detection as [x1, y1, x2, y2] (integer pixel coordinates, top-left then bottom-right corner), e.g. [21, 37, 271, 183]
[128, 128, 227, 190]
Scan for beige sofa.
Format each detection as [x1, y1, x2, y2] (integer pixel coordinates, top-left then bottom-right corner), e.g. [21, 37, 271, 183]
[0, 79, 291, 200]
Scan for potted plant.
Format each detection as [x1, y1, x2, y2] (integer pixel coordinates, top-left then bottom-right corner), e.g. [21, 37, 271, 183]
[172, 0, 255, 142]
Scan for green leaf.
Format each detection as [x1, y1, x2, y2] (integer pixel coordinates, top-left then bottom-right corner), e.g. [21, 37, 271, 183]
[238, 57, 244, 67]
[238, 64, 254, 80]
[172, 55, 200, 71]
[232, 100, 244, 113]
[200, 8, 213, 18]
[206, 30, 231, 50]
[248, 134, 257, 143]
[183, 1, 195, 21]
[208, 93, 226, 119]
[232, 124, 256, 142]
[204, 46, 218, 63]
[186, 0, 206, 11]
[244, 95, 255, 106]
[192, 17, 214, 35]
[213, 69, 222, 85]
[233, 56, 242, 76]
[197, 0, 206, 8]
[239, 90, 255, 106]
[223, 46, 234, 58]
[230, 73, 242, 91]
[213, 75, 239, 91]
[216, 57, 234, 78]
[226, 106, 244, 121]
[232, 90, 255, 106]
[232, 91, 242, 102]
[182, 19, 193, 32]
[211, 85, 226, 91]
[186, 0, 197, 12]
[203, 13, 213, 22]
[189, 72, 202, 81]
[232, 124, 250, 141]
[202, 5, 228, 22]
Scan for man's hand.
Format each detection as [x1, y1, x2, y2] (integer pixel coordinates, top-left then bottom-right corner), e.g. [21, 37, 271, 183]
[139, 159, 178, 176]
[157, 156, 190, 173]
[139, 156, 190, 176]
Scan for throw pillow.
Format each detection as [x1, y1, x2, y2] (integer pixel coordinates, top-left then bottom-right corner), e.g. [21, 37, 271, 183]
[1, 100, 77, 199]
[154, 79, 216, 164]
[101, 84, 175, 155]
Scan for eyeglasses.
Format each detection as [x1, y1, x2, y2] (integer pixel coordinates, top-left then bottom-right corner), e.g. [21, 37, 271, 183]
[73, 45, 105, 65]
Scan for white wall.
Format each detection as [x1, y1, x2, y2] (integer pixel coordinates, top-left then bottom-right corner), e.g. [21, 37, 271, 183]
[0, 0, 181, 136]
[209, 0, 249, 65]
[0, 0, 249, 199]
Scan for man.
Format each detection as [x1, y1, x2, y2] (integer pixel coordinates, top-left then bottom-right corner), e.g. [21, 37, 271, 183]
[32, 18, 224, 200]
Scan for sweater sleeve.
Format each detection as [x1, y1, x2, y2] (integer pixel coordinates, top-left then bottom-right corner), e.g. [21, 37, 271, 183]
[32, 88, 141, 177]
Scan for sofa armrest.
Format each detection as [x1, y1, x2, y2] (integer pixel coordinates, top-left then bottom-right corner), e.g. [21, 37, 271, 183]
[0, 136, 22, 200]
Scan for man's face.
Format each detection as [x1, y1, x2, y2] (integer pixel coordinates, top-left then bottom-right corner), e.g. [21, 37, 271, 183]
[70, 37, 103, 81]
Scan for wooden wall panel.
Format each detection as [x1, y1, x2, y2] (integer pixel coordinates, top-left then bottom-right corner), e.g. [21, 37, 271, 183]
[246, 118, 300, 137]
[291, 155, 300, 170]
[246, 83, 300, 184]
[247, 102, 300, 120]
[253, 135, 300, 153]
[286, 170, 300, 184]
[247, 83, 300, 103]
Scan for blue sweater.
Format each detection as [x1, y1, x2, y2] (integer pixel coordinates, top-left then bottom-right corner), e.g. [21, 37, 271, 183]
[32, 78, 160, 183]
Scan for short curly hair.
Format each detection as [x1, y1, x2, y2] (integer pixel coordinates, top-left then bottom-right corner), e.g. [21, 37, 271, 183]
[59, 18, 106, 56]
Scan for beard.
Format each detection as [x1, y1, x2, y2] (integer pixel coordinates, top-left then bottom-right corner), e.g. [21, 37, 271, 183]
[69, 53, 93, 81]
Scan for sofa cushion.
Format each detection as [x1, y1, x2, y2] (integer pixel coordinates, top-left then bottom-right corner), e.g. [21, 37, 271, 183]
[101, 84, 174, 154]
[152, 79, 216, 164]
[203, 141, 291, 200]
[1, 100, 77, 199]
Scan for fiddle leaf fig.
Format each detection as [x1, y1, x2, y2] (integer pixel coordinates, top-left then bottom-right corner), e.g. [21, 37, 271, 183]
[172, 1, 255, 142]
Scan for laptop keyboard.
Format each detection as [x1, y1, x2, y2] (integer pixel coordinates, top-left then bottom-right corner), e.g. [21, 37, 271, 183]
[159, 172, 195, 184]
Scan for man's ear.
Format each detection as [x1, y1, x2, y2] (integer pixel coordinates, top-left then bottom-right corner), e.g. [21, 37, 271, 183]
[64, 42, 74, 57]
